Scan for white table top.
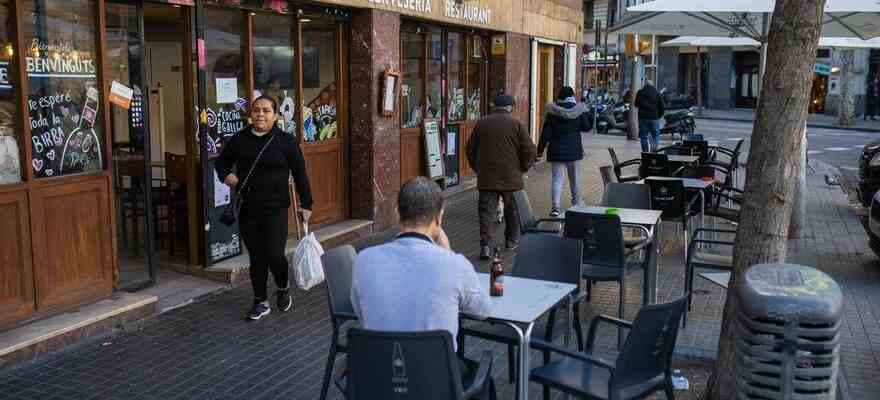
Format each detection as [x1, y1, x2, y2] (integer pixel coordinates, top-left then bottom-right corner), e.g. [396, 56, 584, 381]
[699, 272, 731, 289]
[470, 274, 577, 324]
[640, 176, 714, 190]
[667, 155, 700, 163]
[567, 205, 663, 226]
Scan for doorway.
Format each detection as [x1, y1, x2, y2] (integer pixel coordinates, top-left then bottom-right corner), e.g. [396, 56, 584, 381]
[735, 51, 760, 109]
[106, 1, 193, 289]
[536, 44, 556, 141]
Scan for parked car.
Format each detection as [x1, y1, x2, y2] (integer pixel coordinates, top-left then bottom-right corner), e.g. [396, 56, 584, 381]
[857, 139, 880, 206]
[866, 191, 880, 256]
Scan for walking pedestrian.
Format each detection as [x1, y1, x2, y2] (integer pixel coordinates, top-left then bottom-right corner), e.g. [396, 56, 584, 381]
[466, 94, 537, 259]
[215, 95, 314, 321]
[537, 86, 592, 217]
[867, 76, 879, 121]
[635, 80, 665, 152]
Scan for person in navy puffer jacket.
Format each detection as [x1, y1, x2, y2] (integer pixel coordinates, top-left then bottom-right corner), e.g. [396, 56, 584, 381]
[537, 86, 592, 217]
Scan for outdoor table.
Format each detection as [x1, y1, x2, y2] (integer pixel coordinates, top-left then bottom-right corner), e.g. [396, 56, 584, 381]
[567, 205, 663, 303]
[466, 274, 577, 400]
[667, 154, 700, 163]
[637, 176, 714, 242]
[699, 271, 731, 289]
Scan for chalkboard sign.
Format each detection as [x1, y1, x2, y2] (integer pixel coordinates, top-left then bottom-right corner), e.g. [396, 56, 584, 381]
[423, 120, 444, 180]
[444, 125, 460, 187]
[206, 158, 242, 264]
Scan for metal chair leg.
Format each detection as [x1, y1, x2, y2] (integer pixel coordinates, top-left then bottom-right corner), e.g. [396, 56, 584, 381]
[507, 344, 517, 383]
[320, 336, 339, 400]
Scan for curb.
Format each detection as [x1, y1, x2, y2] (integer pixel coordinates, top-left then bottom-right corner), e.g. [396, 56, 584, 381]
[697, 115, 880, 133]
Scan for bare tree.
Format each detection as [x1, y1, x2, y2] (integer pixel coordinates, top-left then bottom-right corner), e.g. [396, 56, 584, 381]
[706, 0, 827, 399]
[838, 49, 855, 126]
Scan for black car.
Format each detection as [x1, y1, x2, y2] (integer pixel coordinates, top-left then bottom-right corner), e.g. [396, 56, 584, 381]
[858, 139, 880, 206]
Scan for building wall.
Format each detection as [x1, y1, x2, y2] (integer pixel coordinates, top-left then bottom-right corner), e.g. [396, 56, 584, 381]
[505, 33, 532, 127]
[349, 9, 401, 230]
[657, 46, 678, 94]
[824, 48, 871, 117]
[707, 47, 733, 109]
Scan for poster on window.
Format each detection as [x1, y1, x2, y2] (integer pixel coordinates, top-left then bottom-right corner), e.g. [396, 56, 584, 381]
[26, 39, 103, 178]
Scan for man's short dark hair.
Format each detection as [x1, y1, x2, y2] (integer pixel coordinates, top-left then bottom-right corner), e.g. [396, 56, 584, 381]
[398, 177, 444, 226]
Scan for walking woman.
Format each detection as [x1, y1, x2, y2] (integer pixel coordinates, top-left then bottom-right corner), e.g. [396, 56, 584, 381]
[537, 86, 592, 217]
[215, 96, 313, 321]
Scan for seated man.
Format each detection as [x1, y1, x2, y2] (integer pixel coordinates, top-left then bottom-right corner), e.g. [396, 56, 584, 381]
[351, 177, 493, 395]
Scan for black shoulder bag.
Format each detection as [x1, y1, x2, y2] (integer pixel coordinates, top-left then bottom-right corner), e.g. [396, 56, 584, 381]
[219, 134, 276, 226]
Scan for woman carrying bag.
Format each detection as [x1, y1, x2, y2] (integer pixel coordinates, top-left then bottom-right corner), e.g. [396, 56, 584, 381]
[215, 96, 314, 321]
[537, 86, 591, 217]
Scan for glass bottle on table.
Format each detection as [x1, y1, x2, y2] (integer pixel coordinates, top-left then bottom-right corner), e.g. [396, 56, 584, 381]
[490, 248, 504, 297]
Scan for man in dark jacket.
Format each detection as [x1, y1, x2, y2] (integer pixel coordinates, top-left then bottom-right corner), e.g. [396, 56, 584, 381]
[467, 94, 537, 259]
[635, 80, 665, 152]
[538, 86, 591, 217]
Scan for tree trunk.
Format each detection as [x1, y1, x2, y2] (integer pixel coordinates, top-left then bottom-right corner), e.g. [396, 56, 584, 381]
[627, 55, 639, 141]
[838, 49, 855, 126]
[705, 1, 827, 399]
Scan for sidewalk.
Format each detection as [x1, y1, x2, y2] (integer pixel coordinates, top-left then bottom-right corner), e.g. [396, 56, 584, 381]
[698, 108, 880, 133]
[0, 133, 876, 399]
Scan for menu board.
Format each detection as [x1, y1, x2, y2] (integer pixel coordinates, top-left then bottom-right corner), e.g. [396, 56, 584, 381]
[207, 158, 241, 264]
[444, 124, 460, 187]
[423, 120, 444, 180]
[26, 40, 102, 178]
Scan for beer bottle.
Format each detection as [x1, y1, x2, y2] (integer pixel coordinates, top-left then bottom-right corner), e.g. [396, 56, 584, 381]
[490, 248, 504, 297]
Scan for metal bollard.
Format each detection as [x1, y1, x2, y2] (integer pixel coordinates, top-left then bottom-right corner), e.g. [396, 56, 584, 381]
[735, 263, 843, 400]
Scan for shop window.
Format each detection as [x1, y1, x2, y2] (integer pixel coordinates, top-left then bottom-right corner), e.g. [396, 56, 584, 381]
[426, 31, 443, 120]
[253, 13, 296, 136]
[205, 6, 246, 155]
[302, 20, 338, 142]
[447, 32, 465, 121]
[0, 0, 19, 184]
[23, 0, 103, 179]
[401, 31, 424, 129]
[467, 35, 484, 120]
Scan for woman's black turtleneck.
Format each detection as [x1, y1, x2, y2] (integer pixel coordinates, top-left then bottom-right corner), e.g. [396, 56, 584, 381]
[215, 125, 313, 212]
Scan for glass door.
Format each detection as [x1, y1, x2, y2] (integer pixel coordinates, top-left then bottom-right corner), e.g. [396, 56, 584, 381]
[106, 1, 155, 289]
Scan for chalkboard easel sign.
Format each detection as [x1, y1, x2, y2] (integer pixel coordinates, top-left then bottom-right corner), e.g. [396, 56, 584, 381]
[423, 120, 445, 187]
[444, 124, 460, 187]
[206, 157, 242, 264]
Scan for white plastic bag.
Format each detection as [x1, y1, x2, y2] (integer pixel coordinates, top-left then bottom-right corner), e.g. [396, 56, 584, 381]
[293, 224, 325, 290]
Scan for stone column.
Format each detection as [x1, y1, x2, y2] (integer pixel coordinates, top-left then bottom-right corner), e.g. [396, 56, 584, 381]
[349, 9, 401, 231]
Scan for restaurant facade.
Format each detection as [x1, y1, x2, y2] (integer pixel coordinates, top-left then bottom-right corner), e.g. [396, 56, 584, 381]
[0, 0, 582, 330]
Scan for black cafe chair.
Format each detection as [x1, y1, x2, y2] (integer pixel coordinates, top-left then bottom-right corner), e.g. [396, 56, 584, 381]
[645, 178, 701, 260]
[459, 234, 585, 392]
[599, 165, 618, 187]
[563, 211, 652, 349]
[529, 297, 688, 400]
[640, 152, 672, 178]
[339, 329, 493, 400]
[682, 139, 711, 164]
[607, 148, 640, 183]
[600, 183, 653, 249]
[319, 245, 359, 400]
[513, 190, 564, 235]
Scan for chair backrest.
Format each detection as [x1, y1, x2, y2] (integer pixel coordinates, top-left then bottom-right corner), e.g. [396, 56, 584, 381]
[607, 147, 622, 168]
[645, 178, 687, 220]
[321, 245, 357, 321]
[640, 152, 670, 177]
[599, 165, 617, 186]
[613, 297, 687, 390]
[729, 138, 745, 166]
[563, 211, 625, 268]
[512, 190, 537, 234]
[682, 140, 709, 163]
[512, 234, 582, 286]
[165, 152, 187, 185]
[347, 328, 465, 400]
[601, 183, 650, 210]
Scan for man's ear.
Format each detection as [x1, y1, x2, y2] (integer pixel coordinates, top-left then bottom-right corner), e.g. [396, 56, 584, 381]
[435, 208, 445, 227]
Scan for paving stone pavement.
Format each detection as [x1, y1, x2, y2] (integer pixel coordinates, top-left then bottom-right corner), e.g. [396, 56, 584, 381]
[0, 132, 877, 399]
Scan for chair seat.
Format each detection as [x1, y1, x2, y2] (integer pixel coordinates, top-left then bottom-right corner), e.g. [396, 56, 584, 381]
[707, 206, 739, 222]
[691, 251, 733, 269]
[582, 262, 644, 281]
[530, 357, 667, 400]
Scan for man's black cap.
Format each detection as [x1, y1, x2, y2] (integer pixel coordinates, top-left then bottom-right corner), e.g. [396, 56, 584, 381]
[492, 94, 515, 107]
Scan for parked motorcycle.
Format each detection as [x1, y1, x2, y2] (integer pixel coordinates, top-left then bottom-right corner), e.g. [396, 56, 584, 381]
[661, 107, 696, 139]
[594, 98, 631, 135]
